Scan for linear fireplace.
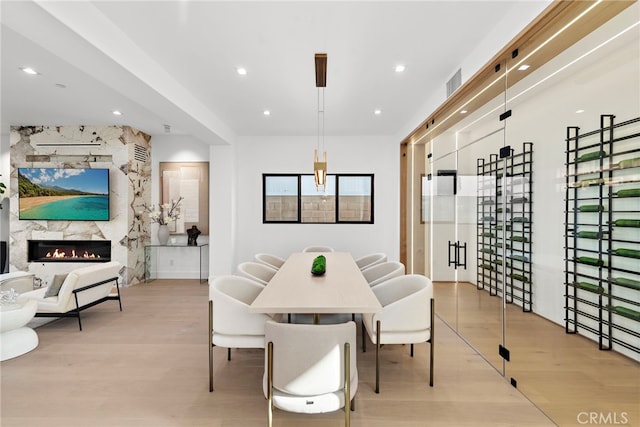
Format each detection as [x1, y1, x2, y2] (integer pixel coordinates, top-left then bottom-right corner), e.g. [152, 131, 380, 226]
[28, 240, 111, 263]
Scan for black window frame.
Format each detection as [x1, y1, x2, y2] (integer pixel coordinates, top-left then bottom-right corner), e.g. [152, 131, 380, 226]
[263, 173, 374, 224]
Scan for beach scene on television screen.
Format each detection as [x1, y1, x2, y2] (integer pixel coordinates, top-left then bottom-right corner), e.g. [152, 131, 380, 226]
[18, 168, 110, 221]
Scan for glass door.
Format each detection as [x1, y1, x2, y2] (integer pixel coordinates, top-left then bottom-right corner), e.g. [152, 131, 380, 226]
[427, 59, 511, 373]
[429, 132, 459, 331]
[456, 128, 508, 373]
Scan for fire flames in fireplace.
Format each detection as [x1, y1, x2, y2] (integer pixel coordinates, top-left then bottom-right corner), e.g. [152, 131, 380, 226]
[28, 240, 111, 263]
[46, 248, 102, 260]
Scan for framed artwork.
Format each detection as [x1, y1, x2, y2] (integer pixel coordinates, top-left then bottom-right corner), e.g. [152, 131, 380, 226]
[159, 162, 209, 235]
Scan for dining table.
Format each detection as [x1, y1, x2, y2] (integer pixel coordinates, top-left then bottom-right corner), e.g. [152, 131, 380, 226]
[248, 252, 381, 321]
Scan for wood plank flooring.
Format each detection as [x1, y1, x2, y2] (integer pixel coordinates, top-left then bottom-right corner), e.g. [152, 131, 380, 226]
[0, 279, 554, 427]
[434, 281, 640, 427]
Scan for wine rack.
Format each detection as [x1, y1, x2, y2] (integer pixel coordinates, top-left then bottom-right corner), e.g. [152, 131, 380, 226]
[477, 142, 533, 311]
[565, 114, 640, 355]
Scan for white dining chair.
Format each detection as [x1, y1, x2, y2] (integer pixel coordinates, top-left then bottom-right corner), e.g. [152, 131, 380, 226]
[302, 245, 335, 253]
[236, 261, 277, 286]
[355, 253, 387, 271]
[264, 320, 357, 427]
[209, 275, 275, 392]
[362, 261, 405, 287]
[361, 274, 434, 393]
[254, 253, 286, 270]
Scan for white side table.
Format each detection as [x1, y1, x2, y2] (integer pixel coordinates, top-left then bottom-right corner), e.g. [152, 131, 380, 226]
[1, 299, 39, 361]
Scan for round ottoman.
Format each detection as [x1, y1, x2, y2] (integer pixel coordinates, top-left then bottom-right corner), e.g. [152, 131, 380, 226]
[1, 299, 39, 361]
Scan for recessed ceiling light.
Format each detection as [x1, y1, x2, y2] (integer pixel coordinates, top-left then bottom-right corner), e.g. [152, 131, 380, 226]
[576, 109, 585, 114]
[518, 64, 530, 71]
[395, 64, 406, 73]
[20, 67, 39, 75]
[460, 110, 468, 114]
[112, 110, 122, 116]
[263, 110, 270, 116]
[374, 109, 382, 115]
[237, 67, 247, 76]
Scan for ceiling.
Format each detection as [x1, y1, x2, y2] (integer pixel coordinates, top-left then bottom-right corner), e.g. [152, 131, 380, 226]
[1, 1, 551, 145]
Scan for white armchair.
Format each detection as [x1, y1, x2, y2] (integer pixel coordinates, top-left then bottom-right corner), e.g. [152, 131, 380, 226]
[209, 275, 274, 392]
[302, 245, 335, 253]
[361, 274, 434, 393]
[354, 253, 387, 271]
[264, 320, 357, 427]
[254, 253, 286, 270]
[362, 261, 405, 287]
[236, 261, 277, 286]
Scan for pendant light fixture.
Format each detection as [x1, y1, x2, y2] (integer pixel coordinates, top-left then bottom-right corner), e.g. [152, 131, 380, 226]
[314, 53, 327, 191]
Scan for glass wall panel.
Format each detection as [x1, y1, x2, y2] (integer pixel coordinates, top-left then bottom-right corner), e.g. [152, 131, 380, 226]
[410, 3, 639, 424]
[501, 4, 640, 420]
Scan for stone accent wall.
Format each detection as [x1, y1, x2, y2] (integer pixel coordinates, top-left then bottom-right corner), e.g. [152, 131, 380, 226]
[265, 195, 371, 223]
[9, 125, 151, 286]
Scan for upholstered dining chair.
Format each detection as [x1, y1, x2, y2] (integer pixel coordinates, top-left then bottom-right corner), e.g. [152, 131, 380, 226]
[302, 245, 335, 253]
[361, 274, 434, 393]
[254, 253, 286, 270]
[362, 261, 405, 287]
[264, 320, 357, 427]
[209, 275, 274, 392]
[236, 261, 277, 286]
[354, 253, 387, 271]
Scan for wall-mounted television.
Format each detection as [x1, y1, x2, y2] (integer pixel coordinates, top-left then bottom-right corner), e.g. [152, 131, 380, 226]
[18, 168, 110, 221]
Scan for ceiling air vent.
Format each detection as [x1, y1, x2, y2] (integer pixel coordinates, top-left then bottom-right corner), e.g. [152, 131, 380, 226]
[446, 68, 462, 98]
[134, 144, 148, 162]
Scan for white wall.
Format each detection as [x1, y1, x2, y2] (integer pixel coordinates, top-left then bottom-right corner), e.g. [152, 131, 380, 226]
[210, 143, 237, 277]
[230, 135, 399, 270]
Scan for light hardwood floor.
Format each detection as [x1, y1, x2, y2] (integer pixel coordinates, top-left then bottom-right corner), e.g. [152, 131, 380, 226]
[434, 281, 640, 427]
[0, 279, 556, 427]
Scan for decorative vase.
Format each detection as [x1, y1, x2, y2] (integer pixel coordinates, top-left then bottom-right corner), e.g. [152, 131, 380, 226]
[157, 224, 170, 246]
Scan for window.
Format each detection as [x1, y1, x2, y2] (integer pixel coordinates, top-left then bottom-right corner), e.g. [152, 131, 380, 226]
[263, 174, 374, 224]
[263, 175, 298, 222]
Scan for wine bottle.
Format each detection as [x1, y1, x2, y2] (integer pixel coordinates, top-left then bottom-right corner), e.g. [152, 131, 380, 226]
[616, 188, 640, 198]
[613, 306, 640, 321]
[575, 256, 604, 266]
[613, 219, 640, 228]
[576, 231, 600, 239]
[578, 205, 605, 212]
[574, 282, 601, 293]
[611, 277, 640, 290]
[613, 248, 640, 259]
[576, 150, 606, 162]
